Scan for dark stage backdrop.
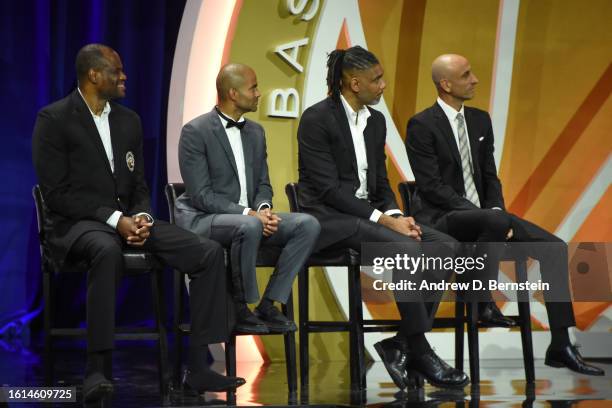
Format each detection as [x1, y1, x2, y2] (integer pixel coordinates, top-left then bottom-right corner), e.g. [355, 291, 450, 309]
[0, 0, 186, 341]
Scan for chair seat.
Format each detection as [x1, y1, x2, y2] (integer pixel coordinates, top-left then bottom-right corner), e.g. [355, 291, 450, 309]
[307, 248, 360, 266]
[55, 250, 162, 275]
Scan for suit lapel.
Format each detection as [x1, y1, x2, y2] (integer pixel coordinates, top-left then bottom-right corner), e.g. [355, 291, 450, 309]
[211, 114, 240, 180]
[240, 125, 254, 204]
[72, 92, 114, 177]
[363, 112, 377, 192]
[464, 108, 481, 179]
[432, 103, 461, 168]
[329, 98, 358, 175]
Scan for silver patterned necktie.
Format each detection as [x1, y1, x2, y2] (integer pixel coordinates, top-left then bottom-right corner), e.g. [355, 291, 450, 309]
[456, 113, 480, 207]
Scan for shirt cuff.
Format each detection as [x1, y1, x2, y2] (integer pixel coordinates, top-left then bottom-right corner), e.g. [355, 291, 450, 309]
[257, 202, 271, 212]
[384, 209, 403, 217]
[492, 207, 502, 211]
[135, 212, 154, 224]
[242, 207, 252, 215]
[106, 211, 123, 229]
[369, 209, 383, 223]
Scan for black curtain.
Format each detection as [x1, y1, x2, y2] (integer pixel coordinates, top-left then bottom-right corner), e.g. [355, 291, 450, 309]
[0, 0, 186, 339]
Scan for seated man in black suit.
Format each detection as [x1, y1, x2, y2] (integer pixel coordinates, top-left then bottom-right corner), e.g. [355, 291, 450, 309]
[405, 53, 603, 376]
[297, 45, 469, 390]
[32, 44, 246, 402]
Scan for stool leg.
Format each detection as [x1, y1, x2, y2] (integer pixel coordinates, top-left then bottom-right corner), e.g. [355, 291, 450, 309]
[466, 302, 480, 384]
[151, 268, 169, 397]
[348, 265, 365, 391]
[43, 268, 53, 385]
[298, 266, 309, 393]
[173, 269, 184, 386]
[225, 336, 237, 403]
[282, 291, 298, 395]
[454, 301, 465, 371]
[516, 259, 535, 384]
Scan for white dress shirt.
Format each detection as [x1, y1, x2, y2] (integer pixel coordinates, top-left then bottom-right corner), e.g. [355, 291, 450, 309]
[78, 88, 153, 228]
[436, 97, 473, 164]
[217, 111, 270, 214]
[339, 95, 402, 222]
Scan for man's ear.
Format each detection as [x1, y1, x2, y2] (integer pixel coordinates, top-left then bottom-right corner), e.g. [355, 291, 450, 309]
[88, 69, 98, 85]
[349, 76, 360, 93]
[228, 87, 238, 101]
[440, 78, 451, 93]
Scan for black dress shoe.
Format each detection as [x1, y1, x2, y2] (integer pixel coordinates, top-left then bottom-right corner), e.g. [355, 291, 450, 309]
[182, 369, 247, 393]
[235, 305, 269, 334]
[83, 372, 113, 403]
[406, 350, 470, 389]
[478, 302, 516, 328]
[374, 337, 411, 390]
[254, 305, 297, 333]
[545, 344, 605, 376]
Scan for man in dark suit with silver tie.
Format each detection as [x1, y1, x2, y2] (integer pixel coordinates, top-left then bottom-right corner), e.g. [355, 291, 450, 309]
[176, 63, 320, 334]
[405, 53, 603, 376]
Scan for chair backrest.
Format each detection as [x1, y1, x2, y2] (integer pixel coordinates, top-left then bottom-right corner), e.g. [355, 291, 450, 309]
[164, 183, 185, 224]
[32, 185, 48, 259]
[397, 181, 417, 216]
[284, 183, 301, 212]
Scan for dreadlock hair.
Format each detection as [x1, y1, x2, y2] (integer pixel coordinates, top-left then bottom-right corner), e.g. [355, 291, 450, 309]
[326, 45, 379, 100]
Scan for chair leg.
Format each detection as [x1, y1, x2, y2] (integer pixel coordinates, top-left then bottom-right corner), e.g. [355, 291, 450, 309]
[516, 259, 535, 384]
[348, 265, 366, 391]
[151, 268, 169, 397]
[225, 336, 237, 403]
[43, 268, 53, 385]
[454, 302, 465, 371]
[298, 266, 309, 392]
[173, 269, 184, 386]
[466, 302, 480, 384]
[282, 291, 298, 396]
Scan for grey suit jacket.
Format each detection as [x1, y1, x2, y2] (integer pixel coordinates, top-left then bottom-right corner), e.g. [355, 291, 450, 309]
[176, 108, 273, 237]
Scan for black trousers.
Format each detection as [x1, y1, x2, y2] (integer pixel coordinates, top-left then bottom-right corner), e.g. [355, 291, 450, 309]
[328, 219, 456, 337]
[435, 210, 576, 329]
[69, 220, 230, 352]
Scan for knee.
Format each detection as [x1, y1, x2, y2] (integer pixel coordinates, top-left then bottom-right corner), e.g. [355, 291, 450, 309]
[482, 210, 511, 237]
[295, 213, 321, 238]
[94, 238, 123, 262]
[238, 216, 263, 240]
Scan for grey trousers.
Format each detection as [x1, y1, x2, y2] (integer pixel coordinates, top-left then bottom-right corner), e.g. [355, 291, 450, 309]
[209, 212, 320, 304]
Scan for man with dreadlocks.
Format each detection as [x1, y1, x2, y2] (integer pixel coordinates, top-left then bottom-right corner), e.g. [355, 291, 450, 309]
[296, 45, 469, 390]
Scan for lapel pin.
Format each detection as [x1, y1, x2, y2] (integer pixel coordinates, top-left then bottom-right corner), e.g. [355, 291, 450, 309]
[126, 151, 135, 172]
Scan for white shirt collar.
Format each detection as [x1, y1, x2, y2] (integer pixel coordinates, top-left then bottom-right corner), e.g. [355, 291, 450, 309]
[437, 96, 464, 123]
[216, 108, 245, 127]
[77, 87, 111, 117]
[340, 94, 370, 125]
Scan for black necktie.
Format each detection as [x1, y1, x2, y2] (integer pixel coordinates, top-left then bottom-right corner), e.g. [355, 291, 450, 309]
[216, 107, 245, 130]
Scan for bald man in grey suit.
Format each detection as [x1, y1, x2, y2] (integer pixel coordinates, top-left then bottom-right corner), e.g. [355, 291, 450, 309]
[176, 63, 320, 334]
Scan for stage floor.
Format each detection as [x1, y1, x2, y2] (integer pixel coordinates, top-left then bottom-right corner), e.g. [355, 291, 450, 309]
[1, 342, 610, 407]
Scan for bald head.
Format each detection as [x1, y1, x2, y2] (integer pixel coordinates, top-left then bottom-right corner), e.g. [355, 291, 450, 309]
[216, 63, 254, 101]
[430, 54, 478, 107]
[431, 54, 469, 88]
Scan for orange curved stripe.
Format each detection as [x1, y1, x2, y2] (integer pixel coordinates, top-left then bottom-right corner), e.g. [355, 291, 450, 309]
[509, 63, 612, 216]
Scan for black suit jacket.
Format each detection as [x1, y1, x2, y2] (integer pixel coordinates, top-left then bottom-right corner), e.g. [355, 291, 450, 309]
[32, 90, 151, 265]
[405, 102, 504, 227]
[297, 97, 399, 249]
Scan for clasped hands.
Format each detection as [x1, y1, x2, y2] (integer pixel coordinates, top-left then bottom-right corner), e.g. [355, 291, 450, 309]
[117, 215, 153, 246]
[380, 214, 422, 240]
[249, 207, 281, 237]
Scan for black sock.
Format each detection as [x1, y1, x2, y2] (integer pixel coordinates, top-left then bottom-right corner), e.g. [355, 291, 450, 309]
[405, 333, 432, 354]
[86, 350, 110, 377]
[550, 327, 571, 350]
[257, 297, 274, 312]
[189, 344, 210, 374]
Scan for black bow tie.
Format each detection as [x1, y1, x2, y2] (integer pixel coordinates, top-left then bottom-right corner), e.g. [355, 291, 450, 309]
[216, 107, 245, 130]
